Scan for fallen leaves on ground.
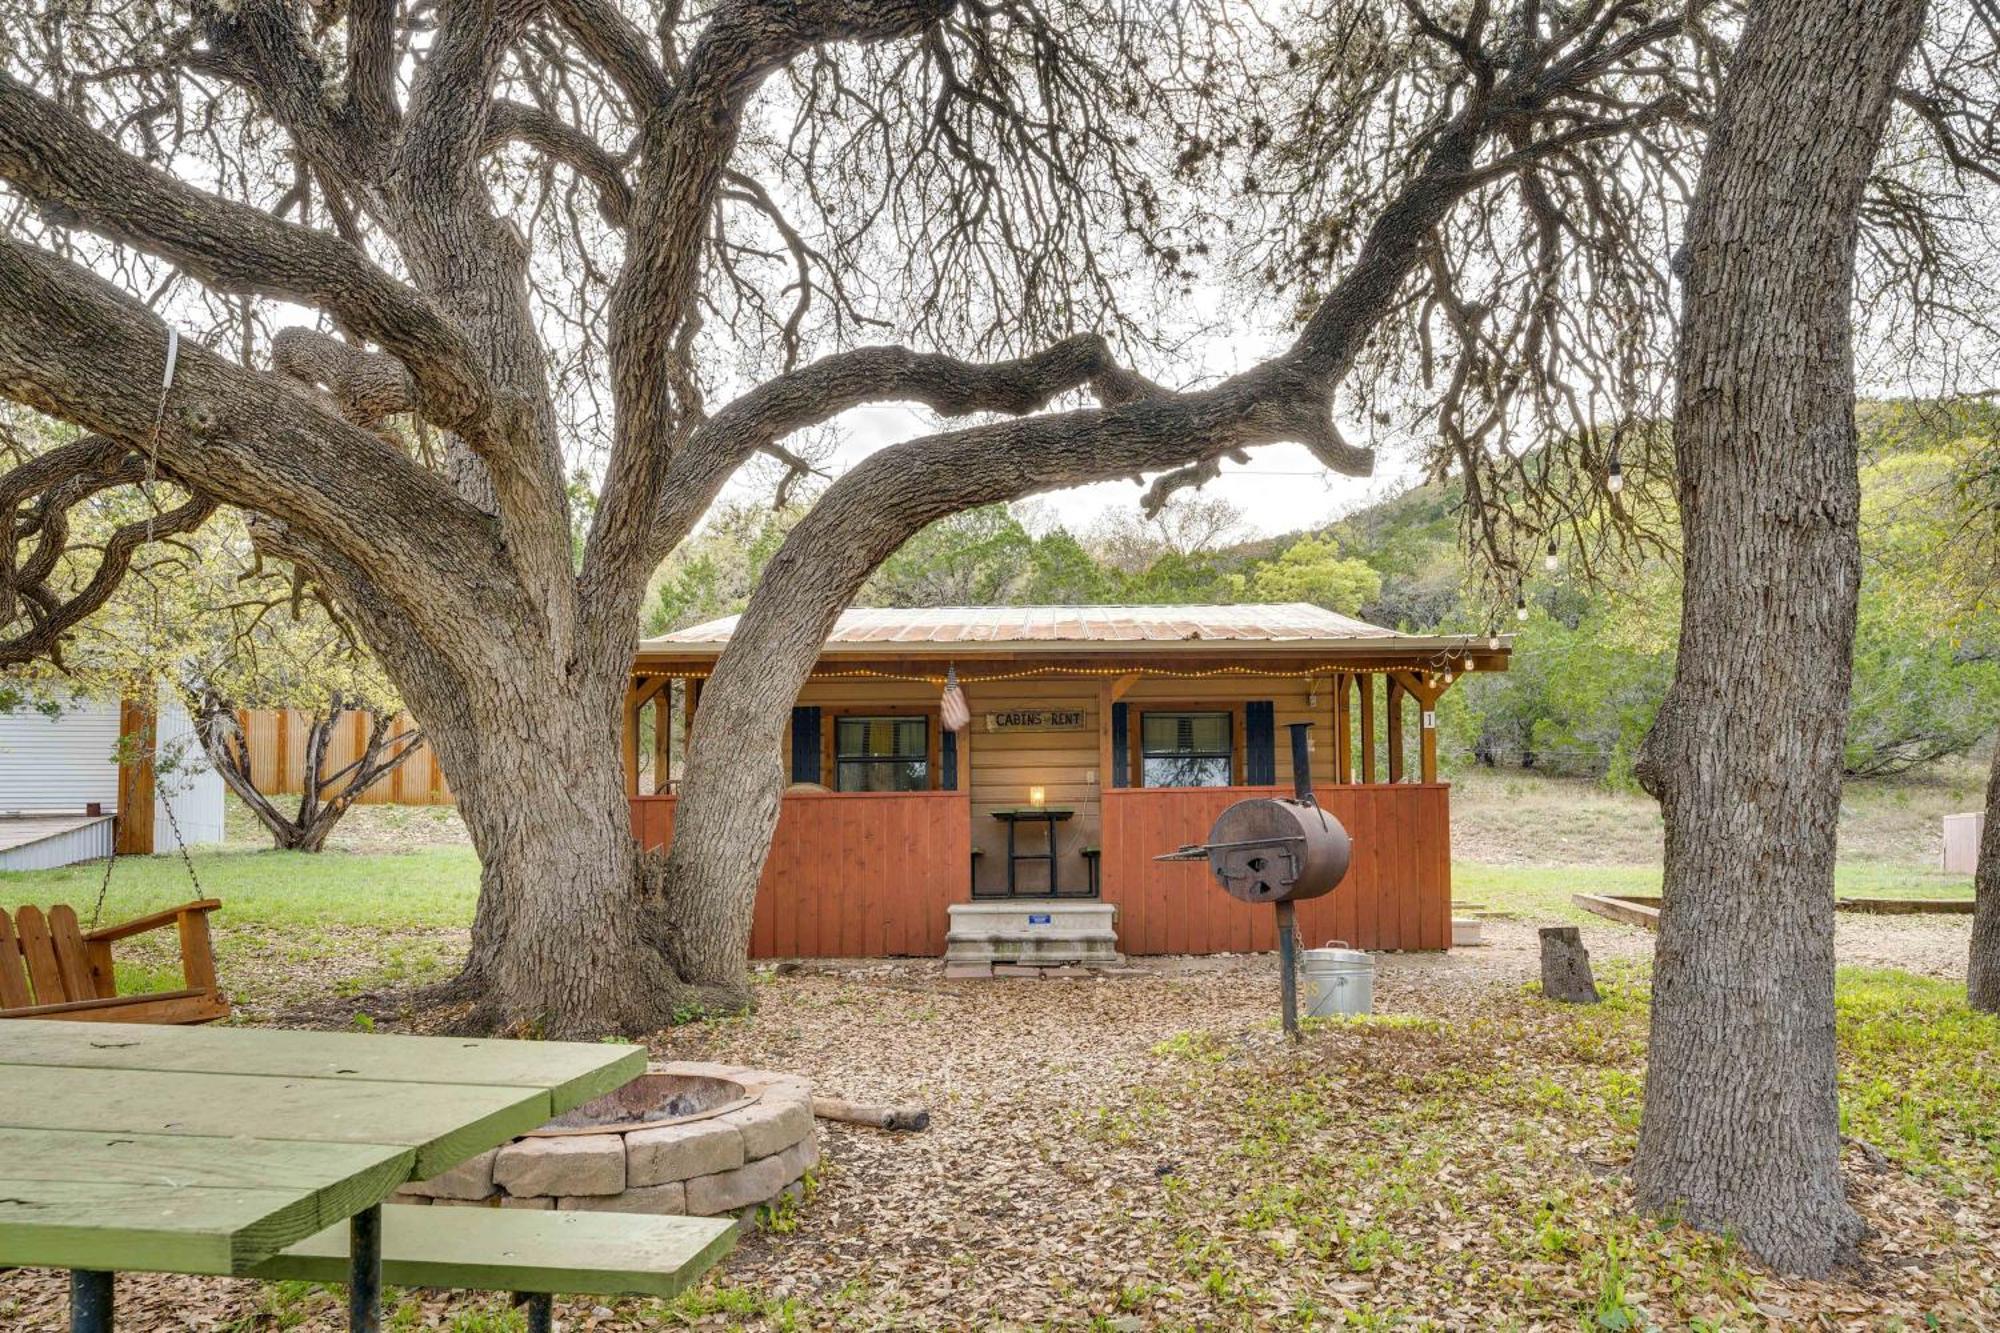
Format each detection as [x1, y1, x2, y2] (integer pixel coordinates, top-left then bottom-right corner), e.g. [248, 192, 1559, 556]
[2, 923, 1992, 1331]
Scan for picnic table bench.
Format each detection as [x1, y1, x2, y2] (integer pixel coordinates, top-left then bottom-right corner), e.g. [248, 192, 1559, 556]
[0, 1019, 736, 1331]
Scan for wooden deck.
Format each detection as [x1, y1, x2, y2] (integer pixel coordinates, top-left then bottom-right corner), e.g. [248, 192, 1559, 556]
[1100, 785, 1452, 953]
[0, 813, 115, 871]
[630, 782, 1452, 956]
[0, 813, 111, 854]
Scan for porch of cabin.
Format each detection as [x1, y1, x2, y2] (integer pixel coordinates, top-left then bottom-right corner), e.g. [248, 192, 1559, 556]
[624, 616, 1501, 960]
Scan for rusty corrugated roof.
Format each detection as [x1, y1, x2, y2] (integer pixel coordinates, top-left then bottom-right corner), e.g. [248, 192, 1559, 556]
[641, 603, 1414, 651]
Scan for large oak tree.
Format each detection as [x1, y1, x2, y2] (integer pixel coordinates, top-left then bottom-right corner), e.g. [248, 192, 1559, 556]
[4, 0, 1997, 1279]
[1, 0, 1729, 1033]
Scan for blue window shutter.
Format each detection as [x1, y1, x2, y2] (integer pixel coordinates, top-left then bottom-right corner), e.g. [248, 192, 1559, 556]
[790, 707, 821, 784]
[1246, 700, 1276, 786]
[941, 730, 958, 791]
[1110, 702, 1129, 788]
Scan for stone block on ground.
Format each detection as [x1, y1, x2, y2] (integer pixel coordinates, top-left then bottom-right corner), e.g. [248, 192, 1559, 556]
[726, 1096, 815, 1159]
[494, 1134, 626, 1198]
[684, 1136, 819, 1217]
[556, 1181, 688, 1214]
[401, 1148, 497, 1200]
[499, 1194, 555, 1210]
[944, 962, 992, 979]
[626, 1118, 745, 1187]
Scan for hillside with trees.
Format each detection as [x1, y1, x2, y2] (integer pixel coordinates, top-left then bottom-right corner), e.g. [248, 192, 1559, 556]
[650, 400, 2000, 789]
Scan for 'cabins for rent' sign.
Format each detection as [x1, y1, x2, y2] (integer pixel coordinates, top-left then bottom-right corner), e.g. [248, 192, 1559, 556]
[984, 708, 1087, 733]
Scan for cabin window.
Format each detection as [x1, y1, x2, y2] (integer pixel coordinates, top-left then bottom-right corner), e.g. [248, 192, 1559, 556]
[834, 716, 930, 792]
[1140, 711, 1233, 788]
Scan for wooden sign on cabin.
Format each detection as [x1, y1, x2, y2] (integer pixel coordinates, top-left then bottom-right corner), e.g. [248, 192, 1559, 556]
[984, 708, 1087, 733]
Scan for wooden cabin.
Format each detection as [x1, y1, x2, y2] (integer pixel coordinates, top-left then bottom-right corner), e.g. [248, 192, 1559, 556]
[627, 605, 1509, 960]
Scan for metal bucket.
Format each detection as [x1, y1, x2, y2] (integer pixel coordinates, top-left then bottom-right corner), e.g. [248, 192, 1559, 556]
[1300, 942, 1373, 1018]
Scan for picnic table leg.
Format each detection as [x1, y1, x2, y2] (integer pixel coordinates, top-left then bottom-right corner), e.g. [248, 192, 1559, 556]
[349, 1203, 382, 1333]
[69, 1269, 112, 1332]
[514, 1292, 553, 1333]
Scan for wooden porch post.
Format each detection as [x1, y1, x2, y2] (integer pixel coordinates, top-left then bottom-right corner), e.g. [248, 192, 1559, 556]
[1394, 671, 1449, 783]
[621, 681, 641, 797]
[1334, 674, 1353, 784]
[114, 694, 156, 855]
[1358, 674, 1377, 784]
[1386, 678, 1406, 783]
[651, 683, 673, 793]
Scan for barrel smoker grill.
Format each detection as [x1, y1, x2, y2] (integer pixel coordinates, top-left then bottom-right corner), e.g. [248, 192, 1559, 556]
[1156, 722, 1351, 1038]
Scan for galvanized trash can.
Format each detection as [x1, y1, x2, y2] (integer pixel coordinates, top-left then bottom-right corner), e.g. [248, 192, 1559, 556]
[1301, 942, 1374, 1018]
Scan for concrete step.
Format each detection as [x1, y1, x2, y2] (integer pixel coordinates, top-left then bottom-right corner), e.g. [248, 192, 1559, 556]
[944, 901, 1122, 967]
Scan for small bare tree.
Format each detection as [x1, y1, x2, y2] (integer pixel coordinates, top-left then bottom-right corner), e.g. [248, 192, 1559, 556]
[194, 689, 424, 852]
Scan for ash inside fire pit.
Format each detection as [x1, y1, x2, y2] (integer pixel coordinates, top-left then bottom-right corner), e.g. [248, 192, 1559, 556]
[530, 1071, 757, 1136]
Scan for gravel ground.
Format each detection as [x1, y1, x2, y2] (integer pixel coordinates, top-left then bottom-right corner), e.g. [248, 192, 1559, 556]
[2, 912, 1986, 1331]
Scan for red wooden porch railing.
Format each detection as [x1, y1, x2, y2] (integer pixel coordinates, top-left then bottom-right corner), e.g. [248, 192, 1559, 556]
[630, 790, 971, 958]
[1099, 785, 1451, 953]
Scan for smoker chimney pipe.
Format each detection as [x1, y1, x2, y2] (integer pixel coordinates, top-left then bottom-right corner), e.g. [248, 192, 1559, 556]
[1286, 722, 1315, 802]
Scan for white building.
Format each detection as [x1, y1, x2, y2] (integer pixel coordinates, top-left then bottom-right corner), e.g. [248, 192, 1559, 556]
[0, 688, 225, 870]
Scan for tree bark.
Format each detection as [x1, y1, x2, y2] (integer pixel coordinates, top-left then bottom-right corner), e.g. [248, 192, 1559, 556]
[1630, 0, 1925, 1277]
[1969, 738, 2000, 1012]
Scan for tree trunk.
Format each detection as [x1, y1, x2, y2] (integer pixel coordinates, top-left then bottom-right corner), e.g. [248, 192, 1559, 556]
[1630, 0, 1924, 1278]
[1969, 738, 2000, 1012]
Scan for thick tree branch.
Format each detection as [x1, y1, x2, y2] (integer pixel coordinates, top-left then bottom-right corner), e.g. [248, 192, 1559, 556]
[548, 0, 676, 109]
[485, 99, 636, 225]
[0, 71, 496, 434]
[0, 236, 514, 636]
[0, 435, 216, 666]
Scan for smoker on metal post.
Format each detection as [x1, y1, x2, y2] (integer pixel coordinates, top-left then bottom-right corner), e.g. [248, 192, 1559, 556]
[1155, 722, 1351, 1038]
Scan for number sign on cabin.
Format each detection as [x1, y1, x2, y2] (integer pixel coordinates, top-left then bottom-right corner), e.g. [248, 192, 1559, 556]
[984, 708, 1087, 732]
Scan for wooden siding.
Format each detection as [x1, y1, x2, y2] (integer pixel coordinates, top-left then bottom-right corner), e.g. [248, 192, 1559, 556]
[1099, 784, 1451, 953]
[231, 710, 451, 805]
[630, 791, 971, 958]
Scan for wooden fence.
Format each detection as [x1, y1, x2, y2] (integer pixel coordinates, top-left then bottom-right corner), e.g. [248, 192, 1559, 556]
[631, 791, 972, 958]
[231, 709, 452, 805]
[1099, 784, 1452, 953]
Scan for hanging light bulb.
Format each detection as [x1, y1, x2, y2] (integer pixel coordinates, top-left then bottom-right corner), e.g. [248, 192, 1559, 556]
[1607, 450, 1625, 494]
[1544, 538, 1559, 572]
[1515, 592, 1529, 623]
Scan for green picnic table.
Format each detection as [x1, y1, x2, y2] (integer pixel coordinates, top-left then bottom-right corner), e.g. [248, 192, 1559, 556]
[0, 1018, 688, 1331]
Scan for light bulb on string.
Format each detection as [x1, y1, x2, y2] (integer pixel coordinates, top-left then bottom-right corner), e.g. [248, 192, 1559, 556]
[1544, 538, 1559, 573]
[1607, 451, 1624, 494]
[1515, 592, 1529, 623]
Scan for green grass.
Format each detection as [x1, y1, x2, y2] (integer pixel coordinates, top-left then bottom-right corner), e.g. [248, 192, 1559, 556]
[1105, 963, 1998, 1329]
[0, 845, 479, 930]
[1458, 861, 1971, 923]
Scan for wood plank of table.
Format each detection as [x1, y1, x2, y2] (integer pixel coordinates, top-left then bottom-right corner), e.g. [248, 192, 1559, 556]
[0, 1127, 415, 1191]
[0, 1065, 543, 1178]
[0, 1020, 645, 1116]
[0, 1131, 413, 1274]
[0, 1179, 345, 1275]
[253, 1205, 739, 1298]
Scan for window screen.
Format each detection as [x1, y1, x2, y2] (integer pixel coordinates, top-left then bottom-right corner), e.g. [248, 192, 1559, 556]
[834, 716, 930, 792]
[1140, 711, 1233, 788]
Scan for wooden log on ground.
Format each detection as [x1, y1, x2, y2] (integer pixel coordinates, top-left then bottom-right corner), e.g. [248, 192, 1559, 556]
[1570, 893, 1662, 931]
[1835, 897, 1975, 915]
[813, 1097, 930, 1132]
[1539, 926, 1602, 1005]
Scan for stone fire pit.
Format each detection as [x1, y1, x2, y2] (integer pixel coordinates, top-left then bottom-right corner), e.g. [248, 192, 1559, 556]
[393, 1062, 818, 1219]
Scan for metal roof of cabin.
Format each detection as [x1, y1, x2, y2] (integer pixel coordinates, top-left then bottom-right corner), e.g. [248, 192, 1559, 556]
[638, 604, 1498, 656]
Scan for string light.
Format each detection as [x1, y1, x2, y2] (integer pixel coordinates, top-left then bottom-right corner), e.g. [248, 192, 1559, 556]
[1607, 450, 1624, 494]
[1515, 592, 1529, 623]
[1544, 538, 1559, 572]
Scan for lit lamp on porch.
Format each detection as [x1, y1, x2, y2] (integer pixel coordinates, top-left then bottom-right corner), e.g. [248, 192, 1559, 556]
[1028, 785, 1046, 809]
